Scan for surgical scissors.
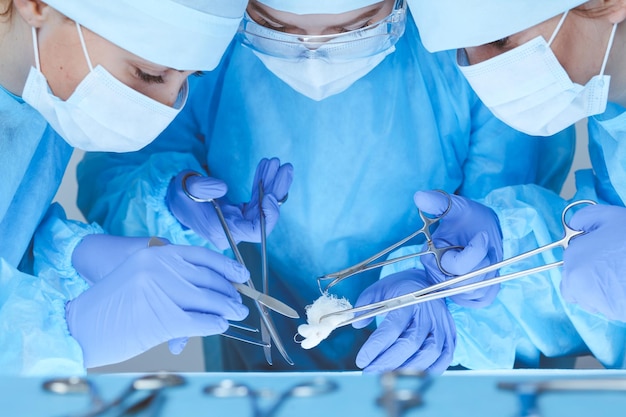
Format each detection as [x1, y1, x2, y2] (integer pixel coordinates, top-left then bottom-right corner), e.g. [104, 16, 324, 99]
[259, 180, 273, 365]
[319, 199, 596, 330]
[317, 190, 462, 294]
[203, 377, 338, 417]
[183, 172, 295, 365]
[148, 236, 270, 349]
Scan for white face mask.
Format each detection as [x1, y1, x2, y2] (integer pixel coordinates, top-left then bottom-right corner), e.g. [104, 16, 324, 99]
[458, 11, 617, 137]
[22, 23, 187, 152]
[254, 47, 394, 101]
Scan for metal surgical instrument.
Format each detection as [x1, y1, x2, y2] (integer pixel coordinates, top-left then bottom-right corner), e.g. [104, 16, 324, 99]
[377, 370, 433, 417]
[499, 378, 626, 417]
[317, 190, 462, 294]
[44, 373, 185, 417]
[148, 236, 269, 349]
[259, 180, 273, 365]
[183, 172, 296, 365]
[203, 377, 338, 417]
[320, 199, 596, 329]
[43, 376, 104, 415]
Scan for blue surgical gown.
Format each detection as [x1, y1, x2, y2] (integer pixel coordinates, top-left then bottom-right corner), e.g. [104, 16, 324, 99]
[0, 87, 98, 375]
[76, 13, 575, 371]
[384, 103, 626, 371]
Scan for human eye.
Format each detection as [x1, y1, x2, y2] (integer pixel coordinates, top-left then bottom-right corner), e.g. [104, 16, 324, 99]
[489, 37, 510, 50]
[335, 19, 373, 33]
[134, 68, 165, 84]
[255, 15, 287, 32]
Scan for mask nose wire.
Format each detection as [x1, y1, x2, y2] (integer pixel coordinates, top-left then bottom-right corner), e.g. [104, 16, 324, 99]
[30, 26, 41, 70]
[75, 22, 94, 72]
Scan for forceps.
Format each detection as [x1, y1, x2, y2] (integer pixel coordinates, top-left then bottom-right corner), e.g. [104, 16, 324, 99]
[320, 199, 596, 329]
[183, 172, 296, 365]
[317, 190, 462, 294]
[203, 378, 338, 417]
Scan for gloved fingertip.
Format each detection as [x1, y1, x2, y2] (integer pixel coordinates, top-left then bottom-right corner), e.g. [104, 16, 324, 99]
[168, 337, 188, 355]
[413, 190, 448, 215]
[229, 261, 251, 283]
[232, 303, 250, 321]
[185, 175, 228, 199]
[351, 317, 374, 330]
[441, 239, 488, 275]
[355, 350, 373, 370]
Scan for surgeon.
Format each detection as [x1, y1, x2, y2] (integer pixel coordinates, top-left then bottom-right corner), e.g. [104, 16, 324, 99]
[396, 0, 626, 370]
[0, 0, 260, 375]
[77, 0, 576, 373]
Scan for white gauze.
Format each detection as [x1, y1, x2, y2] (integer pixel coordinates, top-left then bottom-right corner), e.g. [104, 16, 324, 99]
[297, 293, 355, 349]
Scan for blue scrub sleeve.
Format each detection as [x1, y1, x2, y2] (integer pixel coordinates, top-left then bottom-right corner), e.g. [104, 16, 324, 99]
[77, 151, 214, 249]
[0, 204, 97, 375]
[380, 184, 626, 369]
[459, 91, 575, 199]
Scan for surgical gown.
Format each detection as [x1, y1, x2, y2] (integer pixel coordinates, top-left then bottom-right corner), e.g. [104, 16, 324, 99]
[383, 103, 626, 371]
[76, 13, 575, 371]
[0, 87, 98, 375]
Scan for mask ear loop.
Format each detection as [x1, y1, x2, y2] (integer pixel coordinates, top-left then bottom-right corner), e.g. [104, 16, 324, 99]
[547, 10, 569, 46]
[75, 22, 94, 72]
[31, 27, 41, 70]
[599, 22, 618, 77]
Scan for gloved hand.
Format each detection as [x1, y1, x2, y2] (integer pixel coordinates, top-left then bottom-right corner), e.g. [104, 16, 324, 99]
[66, 243, 250, 368]
[562, 204, 626, 321]
[352, 269, 456, 375]
[72, 234, 163, 286]
[166, 157, 294, 250]
[414, 190, 503, 308]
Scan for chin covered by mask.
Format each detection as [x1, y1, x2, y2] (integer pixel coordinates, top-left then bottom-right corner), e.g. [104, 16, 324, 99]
[242, 0, 405, 101]
[253, 47, 395, 101]
[22, 23, 186, 152]
[458, 11, 616, 137]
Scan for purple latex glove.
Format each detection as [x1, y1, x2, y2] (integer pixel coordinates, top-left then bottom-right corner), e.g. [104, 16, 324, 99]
[562, 204, 626, 321]
[72, 234, 164, 286]
[352, 269, 456, 375]
[66, 243, 250, 368]
[414, 191, 502, 308]
[166, 158, 293, 250]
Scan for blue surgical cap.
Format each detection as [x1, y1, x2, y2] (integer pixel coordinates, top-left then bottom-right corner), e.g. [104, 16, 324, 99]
[408, 0, 587, 52]
[257, 0, 383, 15]
[44, 0, 247, 70]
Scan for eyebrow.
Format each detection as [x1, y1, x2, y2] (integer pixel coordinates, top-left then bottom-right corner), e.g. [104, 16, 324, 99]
[248, 1, 387, 31]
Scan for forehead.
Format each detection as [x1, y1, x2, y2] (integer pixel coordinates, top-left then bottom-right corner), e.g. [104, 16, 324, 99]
[466, 14, 563, 63]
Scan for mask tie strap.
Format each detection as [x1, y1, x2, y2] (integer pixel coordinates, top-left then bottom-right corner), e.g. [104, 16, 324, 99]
[599, 22, 618, 76]
[548, 10, 569, 46]
[31, 27, 41, 70]
[75, 22, 94, 72]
